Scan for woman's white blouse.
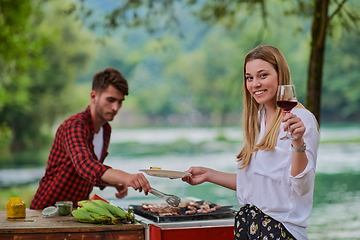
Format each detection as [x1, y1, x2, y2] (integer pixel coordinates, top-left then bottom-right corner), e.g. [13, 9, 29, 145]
[236, 108, 320, 240]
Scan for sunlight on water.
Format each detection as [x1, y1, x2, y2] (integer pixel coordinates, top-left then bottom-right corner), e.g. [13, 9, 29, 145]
[319, 126, 360, 141]
[317, 143, 360, 173]
[308, 199, 360, 239]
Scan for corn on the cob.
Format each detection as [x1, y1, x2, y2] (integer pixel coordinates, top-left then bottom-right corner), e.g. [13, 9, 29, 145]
[77, 200, 115, 218]
[72, 208, 110, 223]
[77, 200, 122, 225]
[91, 200, 127, 219]
[72, 199, 138, 225]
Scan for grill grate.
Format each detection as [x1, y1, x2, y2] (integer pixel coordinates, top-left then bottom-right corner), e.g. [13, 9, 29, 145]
[129, 201, 236, 223]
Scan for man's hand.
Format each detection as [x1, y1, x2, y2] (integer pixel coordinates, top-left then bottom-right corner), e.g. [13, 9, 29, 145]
[122, 172, 151, 194]
[114, 184, 128, 198]
[101, 169, 151, 195]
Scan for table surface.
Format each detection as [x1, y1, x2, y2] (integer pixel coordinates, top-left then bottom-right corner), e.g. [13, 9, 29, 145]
[0, 210, 144, 234]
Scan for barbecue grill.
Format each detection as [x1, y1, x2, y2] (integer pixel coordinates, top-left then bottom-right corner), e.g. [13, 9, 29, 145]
[130, 201, 236, 223]
[130, 201, 237, 240]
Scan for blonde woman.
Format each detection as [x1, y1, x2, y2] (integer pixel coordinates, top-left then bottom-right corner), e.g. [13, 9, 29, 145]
[182, 45, 319, 240]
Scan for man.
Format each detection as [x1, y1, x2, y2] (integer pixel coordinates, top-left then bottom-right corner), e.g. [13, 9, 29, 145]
[30, 67, 151, 209]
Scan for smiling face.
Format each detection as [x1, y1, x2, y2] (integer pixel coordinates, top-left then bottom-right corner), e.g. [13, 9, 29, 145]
[245, 59, 278, 108]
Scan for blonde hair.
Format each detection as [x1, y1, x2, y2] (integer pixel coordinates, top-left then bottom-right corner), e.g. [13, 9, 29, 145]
[237, 45, 300, 169]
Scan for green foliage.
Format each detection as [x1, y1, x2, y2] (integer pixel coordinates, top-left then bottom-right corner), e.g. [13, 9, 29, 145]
[73, 0, 359, 125]
[0, 0, 44, 115]
[0, 0, 97, 152]
[1, 0, 360, 164]
[0, 122, 12, 164]
[0, 0, 42, 71]
[77, 0, 360, 124]
[104, 1, 312, 126]
[322, 31, 360, 121]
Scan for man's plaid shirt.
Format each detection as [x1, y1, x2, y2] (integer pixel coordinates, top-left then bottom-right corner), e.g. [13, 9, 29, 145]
[30, 106, 112, 209]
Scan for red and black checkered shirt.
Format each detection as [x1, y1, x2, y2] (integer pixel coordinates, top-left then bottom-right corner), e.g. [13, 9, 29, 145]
[30, 106, 112, 209]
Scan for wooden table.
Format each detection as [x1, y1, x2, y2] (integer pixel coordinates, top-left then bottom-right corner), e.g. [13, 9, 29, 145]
[0, 210, 145, 240]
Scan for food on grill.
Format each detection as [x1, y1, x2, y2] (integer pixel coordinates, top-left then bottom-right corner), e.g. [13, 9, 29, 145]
[141, 200, 221, 217]
[183, 201, 221, 215]
[142, 203, 180, 217]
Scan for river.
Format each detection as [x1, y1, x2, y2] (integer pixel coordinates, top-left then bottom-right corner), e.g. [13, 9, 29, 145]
[1, 126, 359, 239]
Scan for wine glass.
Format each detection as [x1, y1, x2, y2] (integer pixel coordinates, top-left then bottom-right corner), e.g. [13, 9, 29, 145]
[276, 85, 298, 140]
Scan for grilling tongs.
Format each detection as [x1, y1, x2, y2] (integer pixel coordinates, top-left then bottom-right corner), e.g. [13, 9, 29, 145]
[150, 188, 181, 207]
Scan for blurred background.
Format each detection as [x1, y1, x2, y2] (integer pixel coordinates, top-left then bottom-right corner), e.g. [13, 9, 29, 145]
[1, 0, 360, 239]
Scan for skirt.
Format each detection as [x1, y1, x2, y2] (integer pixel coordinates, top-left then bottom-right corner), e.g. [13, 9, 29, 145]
[234, 204, 296, 240]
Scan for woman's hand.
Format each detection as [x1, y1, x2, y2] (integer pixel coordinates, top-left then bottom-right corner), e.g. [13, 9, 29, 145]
[182, 167, 237, 190]
[282, 112, 309, 177]
[282, 112, 306, 142]
[182, 167, 210, 186]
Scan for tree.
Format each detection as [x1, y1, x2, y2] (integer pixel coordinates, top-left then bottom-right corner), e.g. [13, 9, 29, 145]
[306, 0, 359, 123]
[0, 0, 45, 152]
[74, 0, 360, 124]
[321, 31, 360, 121]
[0, 0, 97, 152]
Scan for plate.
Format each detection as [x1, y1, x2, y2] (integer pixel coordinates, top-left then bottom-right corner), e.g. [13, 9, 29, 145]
[139, 169, 191, 179]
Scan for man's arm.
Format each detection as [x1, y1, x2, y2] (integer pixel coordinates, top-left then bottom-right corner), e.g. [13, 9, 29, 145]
[101, 169, 151, 195]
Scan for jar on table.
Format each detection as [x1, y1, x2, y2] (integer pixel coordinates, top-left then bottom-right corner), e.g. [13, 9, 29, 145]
[6, 197, 26, 219]
[55, 201, 73, 216]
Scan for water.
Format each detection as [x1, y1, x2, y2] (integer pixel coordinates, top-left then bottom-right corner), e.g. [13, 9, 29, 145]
[1, 126, 359, 239]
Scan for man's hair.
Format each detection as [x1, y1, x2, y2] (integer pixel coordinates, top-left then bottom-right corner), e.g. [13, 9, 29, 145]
[92, 67, 129, 95]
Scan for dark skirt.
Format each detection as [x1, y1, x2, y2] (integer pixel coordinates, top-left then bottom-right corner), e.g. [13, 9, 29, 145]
[234, 204, 296, 240]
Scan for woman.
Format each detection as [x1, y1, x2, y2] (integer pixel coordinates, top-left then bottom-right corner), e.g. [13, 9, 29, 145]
[182, 45, 319, 240]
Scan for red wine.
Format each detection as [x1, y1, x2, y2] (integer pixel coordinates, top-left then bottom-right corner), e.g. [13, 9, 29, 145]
[277, 100, 297, 112]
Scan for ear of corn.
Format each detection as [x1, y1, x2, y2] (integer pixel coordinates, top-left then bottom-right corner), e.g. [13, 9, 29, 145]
[72, 208, 110, 224]
[71, 199, 138, 225]
[91, 200, 127, 219]
[72, 209, 95, 223]
[77, 200, 115, 219]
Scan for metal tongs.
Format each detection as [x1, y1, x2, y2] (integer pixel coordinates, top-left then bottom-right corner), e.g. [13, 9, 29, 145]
[150, 188, 181, 207]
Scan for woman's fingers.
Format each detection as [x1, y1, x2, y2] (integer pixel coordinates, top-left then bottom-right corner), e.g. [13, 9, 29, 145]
[282, 113, 305, 138]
